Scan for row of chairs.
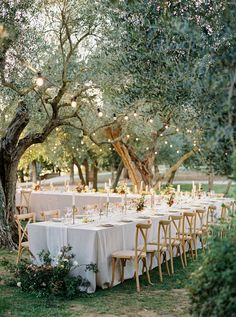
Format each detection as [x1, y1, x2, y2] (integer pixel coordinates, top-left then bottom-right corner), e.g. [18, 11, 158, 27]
[110, 203, 236, 292]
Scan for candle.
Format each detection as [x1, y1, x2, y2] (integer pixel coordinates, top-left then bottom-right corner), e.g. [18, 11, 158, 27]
[198, 182, 201, 191]
[121, 195, 124, 205]
[140, 181, 143, 193]
[104, 182, 107, 190]
[145, 185, 148, 193]
[108, 178, 111, 187]
[157, 181, 161, 191]
[177, 184, 180, 193]
[106, 190, 110, 203]
[192, 181, 195, 192]
[72, 193, 75, 206]
[134, 185, 137, 193]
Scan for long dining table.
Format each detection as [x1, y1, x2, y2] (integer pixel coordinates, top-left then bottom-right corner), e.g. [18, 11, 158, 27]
[16, 190, 139, 220]
[28, 196, 232, 293]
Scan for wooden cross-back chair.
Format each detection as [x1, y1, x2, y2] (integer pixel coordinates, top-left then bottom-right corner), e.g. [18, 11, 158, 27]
[147, 220, 174, 282]
[181, 212, 197, 266]
[195, 209, 207, 251]
[168, 215, 185, 269]
[14, 212, 35, 263]
[41, 209, 60, 221]
[110, 222, 152, 292]
[16, 190, 32, 214]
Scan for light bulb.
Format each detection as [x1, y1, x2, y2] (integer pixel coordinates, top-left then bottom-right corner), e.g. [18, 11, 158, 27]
[71, 98, 77, 108]
[124, 115, 128, 120]
[136, 138, 139, 141]
[149, 119, 153, 123]
[164, 141, 168, 144]
[126, 134, 130, 138]
[160, 133, 163, 137]
[177, 150, 180, 153]
[113, 113, 117, 120]
[155, 151, 157, 155]
[170, 144, 173, 148]
[176, 128, 179, 132]
[97, 108, 103, 117]
[35, 72, 44, 87]
[134, 111, 137, 117]
[165, 125, 168, 129]
[146, 147, 149, 150]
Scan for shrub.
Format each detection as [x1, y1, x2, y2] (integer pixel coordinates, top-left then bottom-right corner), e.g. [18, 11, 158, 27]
[3, 245, 97, 299]
[189, 219, 236, 317]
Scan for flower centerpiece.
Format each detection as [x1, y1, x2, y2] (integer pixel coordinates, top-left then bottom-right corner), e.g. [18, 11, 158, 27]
[167, 192, 175, 207]
[116, 183, 129, 194]
[136, 195, 145, 212]
[75, 183, 85, 193]
[33, 183, 41, 191]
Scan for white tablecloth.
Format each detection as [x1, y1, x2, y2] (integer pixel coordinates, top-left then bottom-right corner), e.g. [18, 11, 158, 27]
[28, 197, 232, 292]
[16, 191, 139, 220]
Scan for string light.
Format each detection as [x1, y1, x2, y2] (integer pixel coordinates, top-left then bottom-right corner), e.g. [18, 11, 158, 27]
[146, 147, 149, 150]
[160, 133, 163, 137]
[170, 144, 173, 148]
[71, 97, 77, 108]
[165, 125, 169, 129]
[81, 140, 84, 145]
[149, 119, 153, 123]
[155, 151, 157, 155]
[113, 113, 117, 120]
[124, 115, 128, 120]
[93, 132, 96, 136]
[177, 150, 180, 153]
[164, 141, 168, 144]
[35, 72, 44, 87]
[126, 134, 130, 138]
[99, 149, 102, 152]
[108, 139, 111, 142]
[134, 111, 137, 117]
[176, 128, 179, 132]
[97, 108, 103, 117]
[135, 138, 139, 141]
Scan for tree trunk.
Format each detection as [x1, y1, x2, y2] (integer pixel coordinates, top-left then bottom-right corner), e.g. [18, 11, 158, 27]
[73, 159, 86, 185]
[224, 179, 232, 196]
[166, 170, 177, 186]
[154, 149, 195, 186]
[106, 127, 151, 189]
[0, 157, 18, 248]
[208, 172, 214, 192]
[31, 159, 37, 183]
[18, 169, 25, 183]
[83, 159, 89, 186]
[112, 161, 124, 190]
[69, 160, 75, 185]
[92, 160, 98, 191]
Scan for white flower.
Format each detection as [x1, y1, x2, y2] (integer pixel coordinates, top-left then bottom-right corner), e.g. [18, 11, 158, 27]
[17, 282, 21, 287]
[73, 260, 78, 266]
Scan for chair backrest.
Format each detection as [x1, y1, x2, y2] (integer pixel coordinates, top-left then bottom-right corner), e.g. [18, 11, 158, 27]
[14, 212, 35, 246]
[41, 209, 60, 221]
[221, 204, 229, 222]
[195, 208, 206, 230]
[20, 190, 32, 208]
[135, 222, 152, 259]
[157, 220, 171, 251]
[182, 212, 196, 237]
[169, 215, 182, 240]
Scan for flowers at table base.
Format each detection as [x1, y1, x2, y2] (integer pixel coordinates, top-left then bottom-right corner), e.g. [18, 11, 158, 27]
[8, 245, 98, 298]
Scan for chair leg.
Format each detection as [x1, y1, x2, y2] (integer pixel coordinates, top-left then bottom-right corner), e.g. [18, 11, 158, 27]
[149, 253, 154, 271]
[121, 259, 125, 283]
[169, 247, 174, 274]
[179, 245, 185, 269]
[194, 236, 198, 259]
[165, 254, 170, 276]
[110, 257, 117, 288]
[157, 252, 163, 282]
[144, 256, 152, 285]
[189, 240, 194, 259]
[135, 259, 140, 292]
[16, 246, 23, 264]
[183, 243, 187, 267]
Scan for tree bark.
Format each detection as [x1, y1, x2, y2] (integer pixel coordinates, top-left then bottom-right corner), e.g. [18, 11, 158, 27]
[83, 159, 89, 186]
[69, 160, 75, 185]
[112, 161, 124, 190]
[208, 172, 214, 192]
[92, 160, 98, 191]
[73, 158, 86, 185]
[166, 169, 177, 185]
[31, 159, 37, 183]
[224, 179, 232, 196]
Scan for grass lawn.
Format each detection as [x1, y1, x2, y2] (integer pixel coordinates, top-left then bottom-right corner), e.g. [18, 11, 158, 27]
[171, 183, 236, 197]
[0, 248, 201, 317]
